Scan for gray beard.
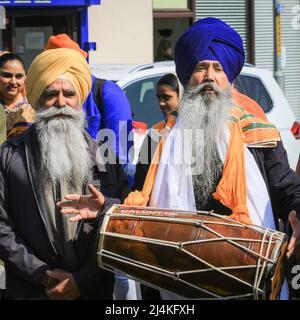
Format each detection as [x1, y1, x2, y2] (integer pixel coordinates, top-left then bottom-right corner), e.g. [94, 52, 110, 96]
[179, 82, 233, 207]
[35, 105, 91, 187]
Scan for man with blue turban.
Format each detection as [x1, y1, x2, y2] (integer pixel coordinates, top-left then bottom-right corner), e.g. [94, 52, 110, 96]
[123, 18, 300, 300]
[148, 17, 299, 300]
[175, 17, 245, 87]
[175, 17, 267, 120]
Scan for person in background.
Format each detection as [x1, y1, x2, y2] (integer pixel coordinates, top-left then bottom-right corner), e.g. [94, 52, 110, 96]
[154, 73, 180, 128]
[0, 48, 130, 299]
[155, 39, 173, 62]
[44, 34, 133, 178]
[0, 52, 35, 143]
[134, 73, 180, 191]
[0, 52, 35, 299]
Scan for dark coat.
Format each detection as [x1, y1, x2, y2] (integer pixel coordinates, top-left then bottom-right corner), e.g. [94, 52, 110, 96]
[0, 126, 130, 299]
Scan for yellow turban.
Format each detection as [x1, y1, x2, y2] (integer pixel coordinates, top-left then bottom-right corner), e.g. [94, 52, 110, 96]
[26, 48, 91, 108]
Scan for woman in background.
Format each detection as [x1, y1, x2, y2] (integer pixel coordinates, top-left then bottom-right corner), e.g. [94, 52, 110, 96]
[0, 52, 35, 143]
[0, 52, 34, 299]
[153, 73, 180, 130]
[134, 73, 180, 191]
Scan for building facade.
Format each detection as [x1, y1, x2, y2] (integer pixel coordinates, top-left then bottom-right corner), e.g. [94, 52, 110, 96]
[88, 0, 153, 64]
[0, 0, 299, 120]
[195, 0, 300, 121]
[0, 0, 102, 68]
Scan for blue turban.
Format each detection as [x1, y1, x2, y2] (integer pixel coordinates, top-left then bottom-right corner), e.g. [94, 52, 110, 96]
[174, 17, 245, 86]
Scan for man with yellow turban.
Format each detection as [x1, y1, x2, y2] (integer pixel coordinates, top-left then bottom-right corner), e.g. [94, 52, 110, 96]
[0, 48, 130, 299]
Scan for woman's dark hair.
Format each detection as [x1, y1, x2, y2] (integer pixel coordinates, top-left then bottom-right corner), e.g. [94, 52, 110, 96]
[0, 53, 26, 71]
[156, 73, 179, 96]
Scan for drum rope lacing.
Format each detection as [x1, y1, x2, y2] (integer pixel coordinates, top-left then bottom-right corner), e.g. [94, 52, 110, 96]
[98, 210, 285, 299]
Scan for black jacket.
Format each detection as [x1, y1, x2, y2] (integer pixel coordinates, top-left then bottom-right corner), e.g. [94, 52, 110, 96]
[0, 126, 130, 299]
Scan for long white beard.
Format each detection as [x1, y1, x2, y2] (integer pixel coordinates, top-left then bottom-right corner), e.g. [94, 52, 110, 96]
[35, 105, 91, 187]
[179, 82, 233, 207]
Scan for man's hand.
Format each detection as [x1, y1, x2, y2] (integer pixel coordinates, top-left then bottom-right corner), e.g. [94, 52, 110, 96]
[287, 210, 300, 259]
[45, 269, 80, 300]
[57, 184, 105, 222]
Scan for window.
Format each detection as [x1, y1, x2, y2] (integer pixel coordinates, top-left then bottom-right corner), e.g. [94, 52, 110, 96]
[124, 76, 164, 127]
[153, 0, 189, 10]
[153, 1, 195, 62]
[234, 75, 274, 113]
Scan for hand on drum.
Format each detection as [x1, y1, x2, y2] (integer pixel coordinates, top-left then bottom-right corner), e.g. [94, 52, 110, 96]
[287, 210, 300, 261]
[57, 184, 105, 222]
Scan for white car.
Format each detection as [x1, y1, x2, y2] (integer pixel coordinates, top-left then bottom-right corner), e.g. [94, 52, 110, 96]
[90, 62, 300, 169]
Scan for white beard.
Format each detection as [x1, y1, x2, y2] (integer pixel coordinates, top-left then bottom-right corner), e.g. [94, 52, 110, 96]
[35, 105, 91, 187]
[179, 82, 233, 207]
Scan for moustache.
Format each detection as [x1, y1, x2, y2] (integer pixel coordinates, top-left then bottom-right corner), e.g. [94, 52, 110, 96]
[36, 105, 82, 122]
[188, 82, 222, 98]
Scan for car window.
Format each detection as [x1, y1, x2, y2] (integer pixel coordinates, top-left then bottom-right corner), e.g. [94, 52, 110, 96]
[234, 74, 273, 113]
[123, 76, 165, 127]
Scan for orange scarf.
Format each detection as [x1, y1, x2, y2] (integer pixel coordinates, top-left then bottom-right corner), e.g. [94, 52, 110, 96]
[213, 107, 280, 223]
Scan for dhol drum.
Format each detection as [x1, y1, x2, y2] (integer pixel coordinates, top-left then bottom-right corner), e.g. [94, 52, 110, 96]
[97, 205, 288, 300]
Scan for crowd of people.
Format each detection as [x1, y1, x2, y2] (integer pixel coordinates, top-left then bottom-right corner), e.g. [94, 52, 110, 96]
[0, 17, 300, 300]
